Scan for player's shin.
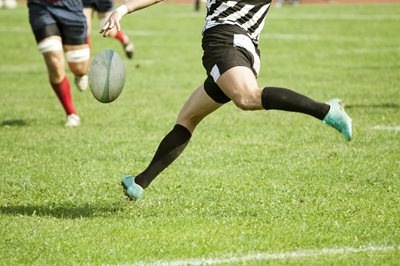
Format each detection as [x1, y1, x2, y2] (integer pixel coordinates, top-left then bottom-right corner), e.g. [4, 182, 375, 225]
[51, 76, 76, 116]
[135, 124, 192, 189]
[261, 87, 329, 120]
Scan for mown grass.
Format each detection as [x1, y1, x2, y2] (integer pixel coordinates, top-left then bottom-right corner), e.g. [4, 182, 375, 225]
[0, 2, 399, 265]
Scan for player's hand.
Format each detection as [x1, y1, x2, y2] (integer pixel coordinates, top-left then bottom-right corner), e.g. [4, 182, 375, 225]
[100, 11, 122, 37]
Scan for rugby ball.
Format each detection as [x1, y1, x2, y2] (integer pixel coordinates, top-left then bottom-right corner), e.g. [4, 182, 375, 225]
[88, 49, 125, 103]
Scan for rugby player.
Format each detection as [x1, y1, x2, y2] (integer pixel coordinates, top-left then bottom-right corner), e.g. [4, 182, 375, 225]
[28, 0, 90, 126]
[101, 0, 352, 200]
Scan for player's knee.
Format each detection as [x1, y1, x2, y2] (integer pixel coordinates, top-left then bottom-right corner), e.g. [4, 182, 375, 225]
[66, 48, 90, 76]
[46, 62, 65, 84]
[233, 99, 252, 110]
[38, 38, 62, 54]
[231, 91, 262, 111]
[69, 63, 88, 77]
[43, 53, 65, 83]
[46, 53, 64, 69]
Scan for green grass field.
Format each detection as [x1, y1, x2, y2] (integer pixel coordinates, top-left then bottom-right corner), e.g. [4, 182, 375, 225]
[1, 2, 400, 265]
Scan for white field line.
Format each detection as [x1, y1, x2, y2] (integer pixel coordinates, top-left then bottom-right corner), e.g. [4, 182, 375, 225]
[372, 125, 400, 132]
[121, 245, 399, 266]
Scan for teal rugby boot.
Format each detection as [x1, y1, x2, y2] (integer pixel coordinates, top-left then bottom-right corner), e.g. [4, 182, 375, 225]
[121, 176, 144, 200]
[323, 98, 352, 141]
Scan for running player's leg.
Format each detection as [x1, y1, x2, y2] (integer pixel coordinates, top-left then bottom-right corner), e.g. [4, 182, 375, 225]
[64, 44, 90, 92]
[57, 1, 91, 92]
[216, 66, 330, 119]
[41, 37, 79, 122]
[40, 37, 66, 84]
[217, 66, 351, 140]
[122, 84, 223, 199]
[133, 85, 223, 188]
[28, 2, 79, 126]
[98, 0, 134, 59]
[176, 84, 223, 133]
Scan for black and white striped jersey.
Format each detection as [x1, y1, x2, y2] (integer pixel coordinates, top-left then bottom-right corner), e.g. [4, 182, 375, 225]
[203, 0, 272, 44]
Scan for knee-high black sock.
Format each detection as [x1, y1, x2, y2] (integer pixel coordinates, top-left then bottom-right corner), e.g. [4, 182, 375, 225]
[261, 87, 329, 120]
[135, 124, 192, 189]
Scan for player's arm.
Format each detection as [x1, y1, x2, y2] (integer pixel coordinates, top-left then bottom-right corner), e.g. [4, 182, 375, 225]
[100, 0, 164, 36]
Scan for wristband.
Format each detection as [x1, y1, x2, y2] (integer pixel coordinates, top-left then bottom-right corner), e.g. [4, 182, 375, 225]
[116, 5, 128, 16]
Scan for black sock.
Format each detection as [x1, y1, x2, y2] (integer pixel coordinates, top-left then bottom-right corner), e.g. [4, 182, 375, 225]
[135, 124, 192, 189]
[261, 87, 329, 120]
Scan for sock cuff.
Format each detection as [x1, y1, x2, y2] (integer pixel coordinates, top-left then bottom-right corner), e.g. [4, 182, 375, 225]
[114, 31, 128, 44]
[51, 75, 68, 86]
[261, 87, 270, 109]
[174, 124, 192, 138]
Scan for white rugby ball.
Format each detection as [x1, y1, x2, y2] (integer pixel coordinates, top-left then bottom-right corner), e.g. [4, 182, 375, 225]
[88, 49, 125, 103]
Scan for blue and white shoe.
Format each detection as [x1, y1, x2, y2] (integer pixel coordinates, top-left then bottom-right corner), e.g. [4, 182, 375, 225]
[323, 98, 352, 141]
[121, 176, 144, 200]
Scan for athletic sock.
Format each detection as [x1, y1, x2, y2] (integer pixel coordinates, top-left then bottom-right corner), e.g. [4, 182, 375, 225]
[135, 124, 192, 189]
[51, 76, 77, 115]
[261, 87, 329, 120]
[114, 31, 128, 45]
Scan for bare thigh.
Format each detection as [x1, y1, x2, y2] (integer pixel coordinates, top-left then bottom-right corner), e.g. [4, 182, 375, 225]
[41, 36, 65, 83]
[217, 66, 263, 110]
[176, 84, 223, 133]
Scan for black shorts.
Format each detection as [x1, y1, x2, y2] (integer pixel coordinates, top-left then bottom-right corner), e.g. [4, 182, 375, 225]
[202, 25, 261, 104]
[28, 0, 87, 45]
[82, 0, 113, 12]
